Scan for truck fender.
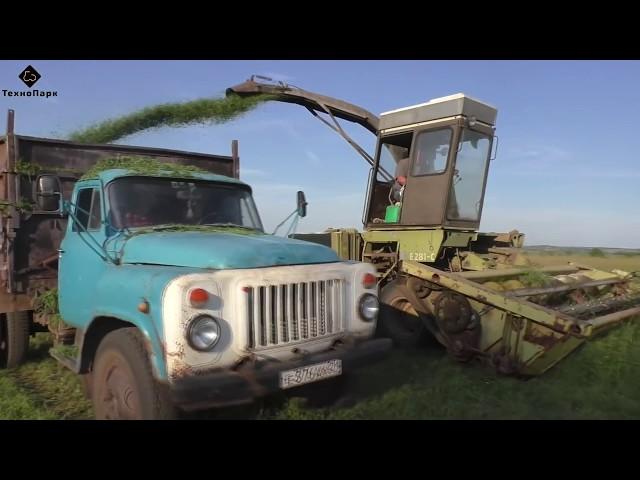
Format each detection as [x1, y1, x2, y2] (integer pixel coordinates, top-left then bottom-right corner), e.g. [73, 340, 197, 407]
[78, 315, 168, 382]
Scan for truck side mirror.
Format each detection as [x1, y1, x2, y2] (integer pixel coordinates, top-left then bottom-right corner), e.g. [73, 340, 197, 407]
[36, 174, 62, 212]
[297, 191, 307, 218]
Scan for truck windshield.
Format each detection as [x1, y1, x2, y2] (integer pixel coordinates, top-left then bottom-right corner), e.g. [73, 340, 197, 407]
[107, 177, 264, 231]
[447, 129, 492, 222]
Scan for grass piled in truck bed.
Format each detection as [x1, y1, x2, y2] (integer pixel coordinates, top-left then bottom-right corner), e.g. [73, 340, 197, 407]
[68, 94, 273, 144]
[81, 156, 210, 180]
[1, 253, 639, 420]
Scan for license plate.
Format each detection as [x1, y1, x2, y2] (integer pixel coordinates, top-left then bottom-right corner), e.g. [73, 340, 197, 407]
[279, 359, 342, 389]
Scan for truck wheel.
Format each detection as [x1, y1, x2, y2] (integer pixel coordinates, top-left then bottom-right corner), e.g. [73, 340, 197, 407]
[91, 327, 176, 420]
[0, 311, 30, 369]
[379, 280, 428, 348]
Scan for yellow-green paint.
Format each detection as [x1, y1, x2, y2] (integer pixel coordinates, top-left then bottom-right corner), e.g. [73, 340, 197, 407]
[362, 229, 445, 263]
[327, 227, 479, 265]
[328, 228, 362, 261]
[442, 231, 477, 247]
[469, 301, 507, 352]
[400, 260, 580, 332]
[321, 228, 638, 376]
[460, 252, 491, 271]
[399, 259, 639, 375]
[519, 336, 586, 376]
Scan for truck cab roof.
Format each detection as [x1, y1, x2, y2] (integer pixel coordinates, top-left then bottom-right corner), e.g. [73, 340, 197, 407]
[84, 168, 250, 189]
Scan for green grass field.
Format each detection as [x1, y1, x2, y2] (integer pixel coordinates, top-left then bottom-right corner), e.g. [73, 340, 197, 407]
[2, 252, 639, 420]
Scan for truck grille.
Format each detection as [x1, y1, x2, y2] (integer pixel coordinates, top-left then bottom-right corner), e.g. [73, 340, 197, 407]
[245, 280, 345, 349]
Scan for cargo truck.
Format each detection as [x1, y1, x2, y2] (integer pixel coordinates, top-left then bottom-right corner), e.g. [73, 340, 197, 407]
[0, 109, 390, 419]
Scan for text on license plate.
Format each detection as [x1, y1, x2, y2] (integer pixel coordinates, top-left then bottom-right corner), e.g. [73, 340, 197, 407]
[279, 359, 342, 389]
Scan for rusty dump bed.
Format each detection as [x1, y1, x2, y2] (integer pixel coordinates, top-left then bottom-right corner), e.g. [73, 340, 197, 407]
[0, 111, 237, 310]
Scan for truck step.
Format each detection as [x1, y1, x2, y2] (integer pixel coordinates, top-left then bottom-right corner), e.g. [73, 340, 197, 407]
[49, 346, 81, 373]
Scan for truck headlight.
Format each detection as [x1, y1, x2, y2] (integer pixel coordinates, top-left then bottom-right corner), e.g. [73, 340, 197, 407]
[358, 294, 379, 322]
[187, 315, 221, 351]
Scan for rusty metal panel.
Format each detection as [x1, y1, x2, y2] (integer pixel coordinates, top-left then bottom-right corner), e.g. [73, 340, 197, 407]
[15, 135, 235, 178]
[0, 137, 8, 292]
[400, 260, 582, 333]
[0, 291, 32, 314]
[5, 111, 18, 294]
[2, 127, 236, 298]
[231, 139, 239, 179]
[227, 77, 379, 134]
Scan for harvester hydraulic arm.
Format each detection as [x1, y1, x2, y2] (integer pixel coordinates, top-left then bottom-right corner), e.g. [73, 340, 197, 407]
[226, 76, 380, 168]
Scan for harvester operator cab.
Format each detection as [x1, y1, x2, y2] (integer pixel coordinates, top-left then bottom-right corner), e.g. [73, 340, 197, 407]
[225, 78, 497, 232]
[365, 94, 497, 231]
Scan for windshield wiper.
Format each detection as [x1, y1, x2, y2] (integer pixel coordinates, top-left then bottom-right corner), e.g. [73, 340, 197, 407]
[121, 223, 263, 234]
[123, 224, 197, 234]
[201, 223, 262, 232]
[141, 224, 186, 232]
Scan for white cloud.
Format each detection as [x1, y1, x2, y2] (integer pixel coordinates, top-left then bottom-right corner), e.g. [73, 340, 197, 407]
[505, 145, 571, 162]
[240, 168, 268, 178]
[252, 182, 301, 193]
[305, 149, 321, 166]
[498, 145, 574, 175]
[253, 183, 366, 235]
[481, 207, 640, 248]
[176, 91, 198, 100]
[232, 118, 302, 139]
[573, 169, 640, 179]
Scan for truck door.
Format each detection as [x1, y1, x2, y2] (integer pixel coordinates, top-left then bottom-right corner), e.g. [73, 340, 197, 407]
[58, 184, 108, 328]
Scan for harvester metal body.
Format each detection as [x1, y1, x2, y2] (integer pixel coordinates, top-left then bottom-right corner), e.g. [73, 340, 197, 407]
[227, 77, 640, 375]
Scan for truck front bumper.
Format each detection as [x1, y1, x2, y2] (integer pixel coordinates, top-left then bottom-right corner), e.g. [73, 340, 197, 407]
[170, 338, 392, 411]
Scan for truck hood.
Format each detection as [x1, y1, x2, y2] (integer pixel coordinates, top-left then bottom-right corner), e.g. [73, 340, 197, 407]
[119, 230, 339, 269]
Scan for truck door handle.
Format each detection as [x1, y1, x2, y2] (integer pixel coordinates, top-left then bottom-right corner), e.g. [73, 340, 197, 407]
[58, 249, 65, 255]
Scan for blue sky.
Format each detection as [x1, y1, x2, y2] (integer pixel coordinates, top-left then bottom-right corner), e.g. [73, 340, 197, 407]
[1, 60, 639, 247]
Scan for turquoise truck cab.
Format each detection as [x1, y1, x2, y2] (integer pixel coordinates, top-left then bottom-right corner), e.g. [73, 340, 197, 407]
[56, 167, 390, 418]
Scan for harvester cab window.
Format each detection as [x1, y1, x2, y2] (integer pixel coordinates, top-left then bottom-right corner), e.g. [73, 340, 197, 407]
[377, 144, 405, 182]
[366, 132, 413, 224]
[73, 188, 102, 232]
[446, 129, 491, 222]
[412, 129, 452, 176]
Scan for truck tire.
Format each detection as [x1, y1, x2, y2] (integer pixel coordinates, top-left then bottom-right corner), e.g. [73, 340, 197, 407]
[91, 327, 176, 420]
[379, 280, 429, 348]
[0, 311, 30, 369]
